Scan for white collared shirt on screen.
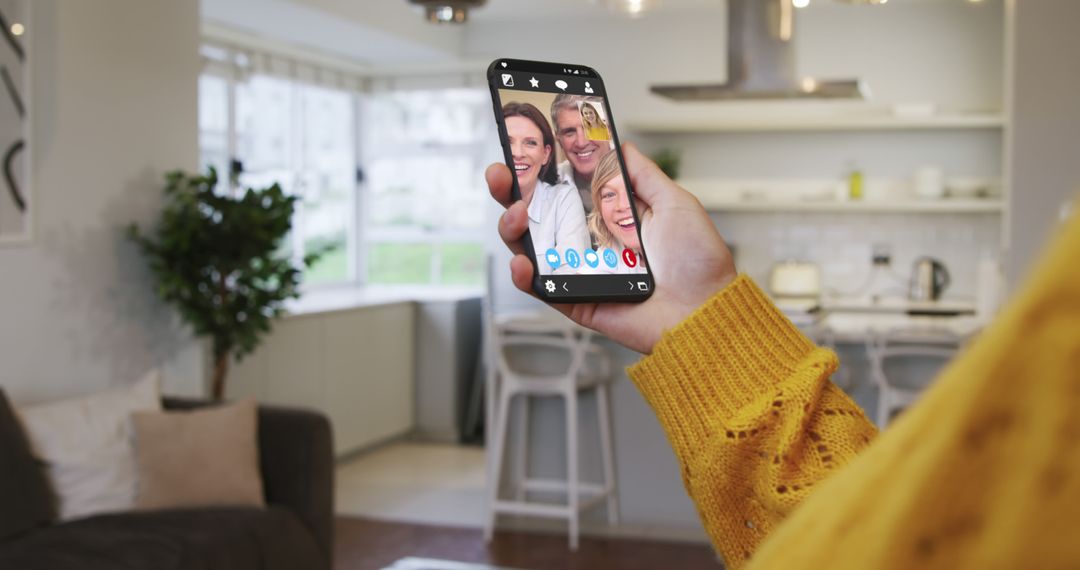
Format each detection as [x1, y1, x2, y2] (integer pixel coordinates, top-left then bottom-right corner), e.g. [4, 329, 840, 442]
[527, 180, 590, 276]
[557, 160, 594, 216]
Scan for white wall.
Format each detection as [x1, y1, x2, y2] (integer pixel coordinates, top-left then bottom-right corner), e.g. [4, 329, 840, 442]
[714, 211, 1002, 298]
[1005, 0, 1080, 288]
[797, 1, 1004, 112]
[0, 1, 202, 404]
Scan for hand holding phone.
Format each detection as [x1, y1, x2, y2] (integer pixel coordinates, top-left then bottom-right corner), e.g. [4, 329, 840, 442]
[487, 142, 738, 354]
[488, 59, 654, 303]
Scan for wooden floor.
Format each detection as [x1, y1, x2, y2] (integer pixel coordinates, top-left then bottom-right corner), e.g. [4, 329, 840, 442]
[334, 517, 723, 570]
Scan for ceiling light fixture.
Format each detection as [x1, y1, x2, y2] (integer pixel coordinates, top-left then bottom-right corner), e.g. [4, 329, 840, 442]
[607, 0, 656, 18]
[408, 0, 487, 24]
[793, 0, 810, 8]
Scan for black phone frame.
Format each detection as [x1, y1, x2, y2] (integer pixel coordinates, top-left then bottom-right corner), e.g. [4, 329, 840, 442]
[486, 58, 655, 303]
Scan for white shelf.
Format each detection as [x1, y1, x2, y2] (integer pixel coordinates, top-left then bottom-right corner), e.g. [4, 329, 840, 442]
[700, 198, 1004, 214]
[629, 113, 1005, 134]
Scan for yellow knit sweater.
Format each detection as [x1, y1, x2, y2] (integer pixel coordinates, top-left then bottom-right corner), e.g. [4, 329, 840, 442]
[628, 212, 1080, 569]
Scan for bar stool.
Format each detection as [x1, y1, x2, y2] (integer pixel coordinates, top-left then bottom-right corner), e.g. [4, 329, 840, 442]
[866, 330, 960, 428]
[482, 308, 620, 550]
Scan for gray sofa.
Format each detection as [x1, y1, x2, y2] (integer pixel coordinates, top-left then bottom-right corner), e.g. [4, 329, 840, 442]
[0, 391, 334, 570]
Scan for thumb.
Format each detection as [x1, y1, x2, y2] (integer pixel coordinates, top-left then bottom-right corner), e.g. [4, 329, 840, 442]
[621, 142, 677, 207]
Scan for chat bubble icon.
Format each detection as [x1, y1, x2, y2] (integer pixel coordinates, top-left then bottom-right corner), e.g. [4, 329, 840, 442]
[555, 80, 568, 91]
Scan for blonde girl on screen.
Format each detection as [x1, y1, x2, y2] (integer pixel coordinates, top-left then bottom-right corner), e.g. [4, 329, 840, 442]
[587, 152, 646, 274]
[580, 102, 610, 142]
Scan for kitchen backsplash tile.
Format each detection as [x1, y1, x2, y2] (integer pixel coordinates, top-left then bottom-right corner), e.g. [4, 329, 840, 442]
[712, 212, 1001, 299]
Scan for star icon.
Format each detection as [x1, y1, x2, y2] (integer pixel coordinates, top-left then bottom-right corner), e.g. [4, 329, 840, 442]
[529, 76, 539, 88]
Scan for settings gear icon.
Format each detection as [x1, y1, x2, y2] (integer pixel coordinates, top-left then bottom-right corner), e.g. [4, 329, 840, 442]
[544, 279, 557, 293]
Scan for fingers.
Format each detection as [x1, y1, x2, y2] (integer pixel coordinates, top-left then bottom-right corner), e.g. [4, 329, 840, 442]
[486, 163, 515, 208]
[509, 254, 534, 294]
[509, 254, 575, 320]
[499, 201, 528, 256]
[633, 197, 650, 221]
[621, 142, 675, 206]
[488, 162, 528, 256]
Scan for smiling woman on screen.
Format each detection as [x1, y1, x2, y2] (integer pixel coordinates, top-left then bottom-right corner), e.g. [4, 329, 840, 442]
[587, 152, 646, 274]
[502, 102, 589, 274]
[580, 102, 611, 142]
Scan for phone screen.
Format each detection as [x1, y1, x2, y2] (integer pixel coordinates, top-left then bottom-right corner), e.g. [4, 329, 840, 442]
[488, 59, 653, 302]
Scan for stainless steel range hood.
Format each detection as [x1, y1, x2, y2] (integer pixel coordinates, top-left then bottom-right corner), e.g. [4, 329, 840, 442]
[651, 0, 868, 101]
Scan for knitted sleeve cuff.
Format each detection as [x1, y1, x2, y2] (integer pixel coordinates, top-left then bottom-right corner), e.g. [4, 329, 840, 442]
[627, 274, 818, 462]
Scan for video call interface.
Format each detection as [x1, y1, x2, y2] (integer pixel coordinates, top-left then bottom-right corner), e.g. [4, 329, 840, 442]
[497, 72, 647, 281]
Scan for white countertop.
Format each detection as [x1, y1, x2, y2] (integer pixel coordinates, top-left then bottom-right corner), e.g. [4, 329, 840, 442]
[494, 298, 986, 348]
[813, 313, 983, 344]
[285, 285, 483, 317]
[821, 296, 976, 315]
[778, 295, 985, 344]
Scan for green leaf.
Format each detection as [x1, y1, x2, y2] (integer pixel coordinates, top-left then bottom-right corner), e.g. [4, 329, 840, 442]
[127, 167, 306, 385]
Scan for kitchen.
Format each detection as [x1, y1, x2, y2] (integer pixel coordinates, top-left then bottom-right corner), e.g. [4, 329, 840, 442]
[479, 0, 1009, 542]
[196, 0, 1078, 564]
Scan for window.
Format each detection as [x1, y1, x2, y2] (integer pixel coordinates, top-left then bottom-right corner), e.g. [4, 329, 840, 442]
[362, 89, 493, 286]
[198, 50, 493, 290]
[234, 76, 356, 285]
[197, 74, 230, 185]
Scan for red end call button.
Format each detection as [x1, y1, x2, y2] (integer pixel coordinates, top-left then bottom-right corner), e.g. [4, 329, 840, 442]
[622, 248, 637, 268]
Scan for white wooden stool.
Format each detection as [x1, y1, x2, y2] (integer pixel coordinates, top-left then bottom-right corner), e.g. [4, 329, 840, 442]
[482, 311, 620, 550]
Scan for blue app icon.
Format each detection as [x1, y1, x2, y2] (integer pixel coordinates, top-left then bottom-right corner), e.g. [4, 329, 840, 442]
[584, 249, 599, 268]
[545, 248, 561, 270]
[565, 248, 581, 269]
[602, 248, 618, 268]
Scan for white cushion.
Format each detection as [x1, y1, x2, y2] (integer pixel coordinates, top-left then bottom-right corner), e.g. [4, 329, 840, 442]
[17, 371, 161, 521]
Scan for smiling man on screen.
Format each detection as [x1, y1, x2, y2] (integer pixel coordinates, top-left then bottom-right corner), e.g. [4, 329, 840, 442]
[550, 93, 613, 215]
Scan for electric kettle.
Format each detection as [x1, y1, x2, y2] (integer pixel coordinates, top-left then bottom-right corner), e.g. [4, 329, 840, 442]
[909, 257, 951, 301]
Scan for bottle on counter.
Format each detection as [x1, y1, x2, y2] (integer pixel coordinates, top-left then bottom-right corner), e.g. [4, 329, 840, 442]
[847, 162, 864, 200]
[976, 253, 1003, 321]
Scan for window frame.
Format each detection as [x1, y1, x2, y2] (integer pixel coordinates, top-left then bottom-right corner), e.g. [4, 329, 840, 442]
[356, 89, 492, 287]
[198, 47, 490, 291]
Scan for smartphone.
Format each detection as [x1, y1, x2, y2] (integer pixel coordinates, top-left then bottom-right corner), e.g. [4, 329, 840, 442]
[487, 58, 654, 303]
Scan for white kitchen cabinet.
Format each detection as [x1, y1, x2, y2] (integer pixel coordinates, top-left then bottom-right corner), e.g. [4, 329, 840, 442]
[227, 301, 415, 456]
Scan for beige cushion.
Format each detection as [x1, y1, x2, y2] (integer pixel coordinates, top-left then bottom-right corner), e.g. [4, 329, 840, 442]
[132, 398, 264, 509]
[17, 371, 162, 521]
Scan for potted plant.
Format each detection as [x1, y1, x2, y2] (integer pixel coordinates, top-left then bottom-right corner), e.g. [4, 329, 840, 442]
[652, 148, 682, 180]
[128, 169, 324, 401]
